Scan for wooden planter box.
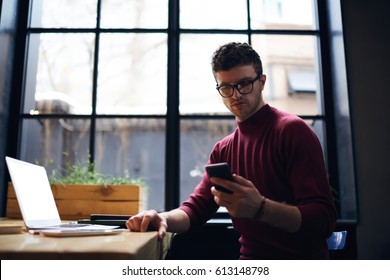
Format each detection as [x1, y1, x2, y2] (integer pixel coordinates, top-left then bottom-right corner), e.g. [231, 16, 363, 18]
[6, 183, 145, 220]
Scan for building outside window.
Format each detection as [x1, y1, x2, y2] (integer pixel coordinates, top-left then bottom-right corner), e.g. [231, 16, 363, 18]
[13, 0, 355, 219]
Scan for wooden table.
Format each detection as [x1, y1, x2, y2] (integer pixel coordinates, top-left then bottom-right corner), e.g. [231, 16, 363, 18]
[0, 219, 172, 259]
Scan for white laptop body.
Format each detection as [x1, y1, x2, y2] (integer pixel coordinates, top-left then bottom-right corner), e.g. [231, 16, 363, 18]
[5, 156, 119, 232]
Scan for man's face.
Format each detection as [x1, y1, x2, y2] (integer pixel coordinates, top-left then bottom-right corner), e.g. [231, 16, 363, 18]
[215, 65, 266, 122]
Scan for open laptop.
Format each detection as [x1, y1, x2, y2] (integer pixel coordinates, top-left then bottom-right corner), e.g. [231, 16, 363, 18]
[5, 156, 120, 234]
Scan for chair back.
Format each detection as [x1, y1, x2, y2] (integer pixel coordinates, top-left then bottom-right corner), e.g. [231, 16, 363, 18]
[327, 231, 347, 250]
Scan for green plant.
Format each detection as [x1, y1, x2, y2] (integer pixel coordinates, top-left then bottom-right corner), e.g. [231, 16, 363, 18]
[48, 159, 146, 186]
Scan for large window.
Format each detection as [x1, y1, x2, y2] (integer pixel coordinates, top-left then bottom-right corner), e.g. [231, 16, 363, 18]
[12, 0, 355, 218]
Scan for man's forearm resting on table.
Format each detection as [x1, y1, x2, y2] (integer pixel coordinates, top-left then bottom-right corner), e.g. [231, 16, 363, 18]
[161, 209, 190, 233]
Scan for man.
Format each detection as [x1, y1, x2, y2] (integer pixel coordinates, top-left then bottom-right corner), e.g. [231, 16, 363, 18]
[126, 42, 337, 259]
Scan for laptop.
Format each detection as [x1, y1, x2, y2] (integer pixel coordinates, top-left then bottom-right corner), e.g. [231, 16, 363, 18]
[5, 156, 121, 234]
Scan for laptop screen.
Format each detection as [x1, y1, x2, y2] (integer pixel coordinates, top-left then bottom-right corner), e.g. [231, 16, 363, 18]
[6, 157, 61, 227]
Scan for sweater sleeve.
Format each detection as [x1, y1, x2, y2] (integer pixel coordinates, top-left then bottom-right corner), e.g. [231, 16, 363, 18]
[179, 172, 220, 231]
[178, 141, 225, 231]
[281, 119, 337, 238]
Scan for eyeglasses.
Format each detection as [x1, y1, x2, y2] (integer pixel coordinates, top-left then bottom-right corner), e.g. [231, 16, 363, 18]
[216, 74, 261, 98]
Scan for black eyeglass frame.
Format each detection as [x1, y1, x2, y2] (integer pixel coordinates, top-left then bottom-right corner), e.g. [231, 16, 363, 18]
[216, 74, 262, 98]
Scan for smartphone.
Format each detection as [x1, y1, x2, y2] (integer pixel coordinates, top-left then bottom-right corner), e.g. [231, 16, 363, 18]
[205, 162, 234, 193]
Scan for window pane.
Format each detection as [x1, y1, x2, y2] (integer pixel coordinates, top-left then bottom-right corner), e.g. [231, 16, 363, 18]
[95, 118, 166, 211]
[180, 119, 237, 202]
[299, 120, 327, 176]
[250, 0, 317, 30]
[20, 118, 91, 174]
[180, 0, 248, 29]
[24, 33, 95, 115]
[180, 34, 248, 115]
[30, 0, 97, 28]
[308, 119, 326, 153]
[98, 34, 167, 115]
[251, 34, 322, 116]
[101, 0, 168, 28]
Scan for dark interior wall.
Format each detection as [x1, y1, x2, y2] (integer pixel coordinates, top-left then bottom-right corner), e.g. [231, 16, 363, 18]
[341, 0, 390, 259]
[0, 0, 18, 216]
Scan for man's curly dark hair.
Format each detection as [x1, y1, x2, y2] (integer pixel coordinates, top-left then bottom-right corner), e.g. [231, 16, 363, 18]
[211, 42, 263, 77]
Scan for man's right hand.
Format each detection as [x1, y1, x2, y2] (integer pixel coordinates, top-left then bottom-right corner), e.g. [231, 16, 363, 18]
[126, 210, 168, 239]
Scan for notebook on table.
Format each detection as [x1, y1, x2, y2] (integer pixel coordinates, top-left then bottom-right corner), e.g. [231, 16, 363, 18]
[5, 156, 121, 235]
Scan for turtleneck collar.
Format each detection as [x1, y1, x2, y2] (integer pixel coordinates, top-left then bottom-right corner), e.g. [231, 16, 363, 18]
[237, 104, 272, 135]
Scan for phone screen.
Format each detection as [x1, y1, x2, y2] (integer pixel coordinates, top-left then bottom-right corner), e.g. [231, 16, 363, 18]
[205, 163, 234, 193]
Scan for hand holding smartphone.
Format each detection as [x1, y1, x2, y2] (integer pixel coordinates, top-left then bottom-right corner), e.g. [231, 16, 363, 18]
[205, 162, 234, 194]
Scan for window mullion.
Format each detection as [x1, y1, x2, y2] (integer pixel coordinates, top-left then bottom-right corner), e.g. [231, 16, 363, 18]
[165, 0, 180, 210]
[89, 0, 103, 164]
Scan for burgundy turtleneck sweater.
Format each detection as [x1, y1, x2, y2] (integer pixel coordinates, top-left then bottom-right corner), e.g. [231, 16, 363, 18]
[179, 104, 337, 259]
